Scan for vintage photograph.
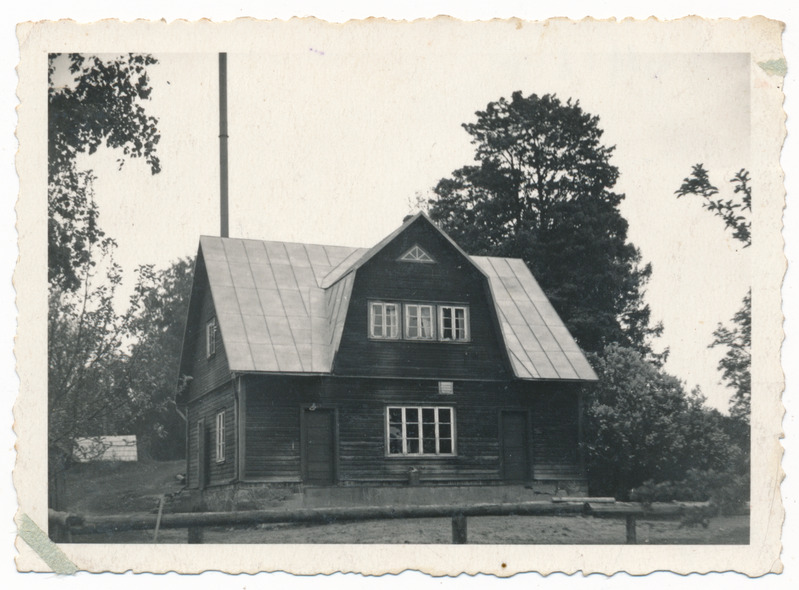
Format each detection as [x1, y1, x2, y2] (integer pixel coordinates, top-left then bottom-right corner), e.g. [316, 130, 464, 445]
[14, 17, 785, 576]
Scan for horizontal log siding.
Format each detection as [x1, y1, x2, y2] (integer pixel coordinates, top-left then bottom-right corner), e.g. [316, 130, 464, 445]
[528, 385, 582, 479]
[182, 262, 231, 403]
[334, 221, 510, 379]
[186, 385, 236, 488]
[243, 375, 583, 484]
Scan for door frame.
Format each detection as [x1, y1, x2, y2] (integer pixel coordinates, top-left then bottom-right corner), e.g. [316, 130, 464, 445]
[499, 409, 532, 482]
[299, 406, 339, 485]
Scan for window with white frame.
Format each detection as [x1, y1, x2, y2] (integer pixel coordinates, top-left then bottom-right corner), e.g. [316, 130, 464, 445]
[404, 304, 435, 340]
[206, 317, 216, 358]
[215, 410, 226, 463]
[369, 302, 400, 339]
[387, 406, 455, 455]
[439, 306, 469, 341]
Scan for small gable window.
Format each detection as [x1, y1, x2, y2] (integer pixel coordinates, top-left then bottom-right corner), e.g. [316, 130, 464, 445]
[215, 410, 226, 463]
[439, 306, 469, 341]
[370, 302, 400, 339]
[399, 244, 434, 263]
[206, 318, 216, 358]
[405, 304, 435, 340]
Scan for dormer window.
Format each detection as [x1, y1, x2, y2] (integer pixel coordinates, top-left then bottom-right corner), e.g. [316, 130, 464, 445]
[370, 302, 399, 339]
[439, 306, 469, 341]
[405, 304, 435, 340]
[399, 244, 434, 263]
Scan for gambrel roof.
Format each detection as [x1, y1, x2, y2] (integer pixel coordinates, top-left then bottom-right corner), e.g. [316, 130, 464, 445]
[190, 213, 597, 381]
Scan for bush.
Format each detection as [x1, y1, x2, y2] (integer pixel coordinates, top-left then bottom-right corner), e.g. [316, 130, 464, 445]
[630, 468, 750, 515]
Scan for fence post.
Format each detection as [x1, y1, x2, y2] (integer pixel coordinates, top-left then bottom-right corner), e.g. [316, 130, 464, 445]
[451, 513, 467, 544]
[625, 515, 637, 544]
[187, 502, 204, 544]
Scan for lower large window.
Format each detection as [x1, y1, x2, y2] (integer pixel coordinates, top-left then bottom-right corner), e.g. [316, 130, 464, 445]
[387, 406, 455, 456]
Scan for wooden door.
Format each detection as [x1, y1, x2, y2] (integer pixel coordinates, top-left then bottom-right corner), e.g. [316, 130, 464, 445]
[501, 411, 529, 481]
[302, 409, 336, 485]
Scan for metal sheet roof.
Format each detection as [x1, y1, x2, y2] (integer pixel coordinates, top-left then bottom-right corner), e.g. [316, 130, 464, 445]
[471, 256, 598, 381]
[199, 226, 596, 381]
[201, 236, 364, 373]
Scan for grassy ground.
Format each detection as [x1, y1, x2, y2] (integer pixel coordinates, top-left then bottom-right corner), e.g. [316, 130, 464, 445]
[60, 458, 185, 515]
[60, 460, 749, 545]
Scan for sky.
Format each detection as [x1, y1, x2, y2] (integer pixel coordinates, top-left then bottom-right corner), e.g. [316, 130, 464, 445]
[65, 37, 754, 412]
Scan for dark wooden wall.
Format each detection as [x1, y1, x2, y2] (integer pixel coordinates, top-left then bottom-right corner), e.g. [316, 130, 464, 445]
[186, 384, 236, 489]
[242, 374, 582, 485]
[181, 258, 232, 403]
[333, 219, 511, 379]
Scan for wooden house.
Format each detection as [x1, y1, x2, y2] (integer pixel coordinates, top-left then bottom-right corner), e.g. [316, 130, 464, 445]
[176, 213, 597, 502]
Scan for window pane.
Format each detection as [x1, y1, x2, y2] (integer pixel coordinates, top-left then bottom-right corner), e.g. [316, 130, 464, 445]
[439, 423, 451, 438]
[438, 408, 451, 423]
[407, 439, 420, 454]
[422, 408, 435, 423]
[389, 438, 403, 454]
[423, 423, 436, 440]
[406, 423, 419, 439]
[389, 408, 402, 422]
[386, 305, 397, 337]
[439, 439, 452, 454]
[423, 438, 436, 454]
[420, 307, 433, 338]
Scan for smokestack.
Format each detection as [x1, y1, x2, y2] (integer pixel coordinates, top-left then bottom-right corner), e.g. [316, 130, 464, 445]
[219, 53, 229, 238]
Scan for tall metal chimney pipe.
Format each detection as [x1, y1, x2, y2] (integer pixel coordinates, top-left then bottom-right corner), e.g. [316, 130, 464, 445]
[219, 53, 229, 238]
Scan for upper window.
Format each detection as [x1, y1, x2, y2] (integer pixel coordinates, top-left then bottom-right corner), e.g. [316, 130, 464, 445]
[405, 304, 435, 340]
[439, 306, 469, 341]
[399, 244, 434, 263]
[370, 302, 400, 339]
[215, 410, 226, 463]
[206, 318, 217, 358]
[387, 406, 455, 456]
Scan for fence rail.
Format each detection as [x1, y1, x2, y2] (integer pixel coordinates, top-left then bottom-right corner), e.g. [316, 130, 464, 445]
[49, 499, 715, 545]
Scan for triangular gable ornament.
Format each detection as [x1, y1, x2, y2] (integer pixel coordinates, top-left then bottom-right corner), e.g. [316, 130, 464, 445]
[399, 244, 435, 263]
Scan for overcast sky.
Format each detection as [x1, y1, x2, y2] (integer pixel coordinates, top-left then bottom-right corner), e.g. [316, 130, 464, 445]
[69, 33, 753, 411]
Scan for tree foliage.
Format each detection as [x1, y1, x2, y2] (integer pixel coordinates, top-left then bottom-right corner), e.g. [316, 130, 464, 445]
[583, 345, 744, 498]
[711, 290, 752, 424]
[675, 164, 751, 428]
[675, 164, 751, 247]
[427, 91, 662, 359]
[123, 258, 194, 459]
[49, 53, 161, 292]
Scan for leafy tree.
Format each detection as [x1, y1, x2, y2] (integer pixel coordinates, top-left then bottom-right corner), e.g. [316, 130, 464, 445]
[49, 53, 161, 292]
[122, 258, 194, 459]
[427, 91, 662, 359]
[583, 345, 742, 498]
[675, 164, 751, 247]
[675, 165, 751, 428]
[711, 290, 752, 425]
[48, 250, 193, 507]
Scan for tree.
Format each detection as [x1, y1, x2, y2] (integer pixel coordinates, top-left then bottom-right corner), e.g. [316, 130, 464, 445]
[122, 258, 194, 459]
[675, 165, 751, 426]
[711, 290, 752, 424]
[49, 53, 161, 292]
[427, 91, 663, 359]
[583, 345, 741, 498]
[675, 164, 751, 248]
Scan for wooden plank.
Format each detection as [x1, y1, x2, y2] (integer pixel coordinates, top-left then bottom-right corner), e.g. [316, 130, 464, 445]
[552, 497, 615, 504]
[451, 514, 468, 544]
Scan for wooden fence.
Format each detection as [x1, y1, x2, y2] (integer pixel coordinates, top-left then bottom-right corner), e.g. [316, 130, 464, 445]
[49, 498, 714, 545]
